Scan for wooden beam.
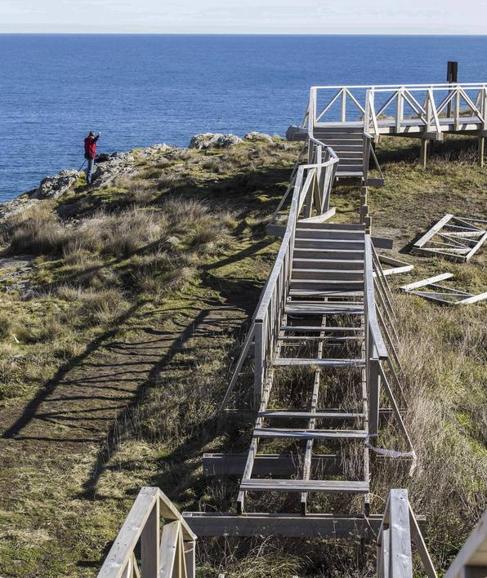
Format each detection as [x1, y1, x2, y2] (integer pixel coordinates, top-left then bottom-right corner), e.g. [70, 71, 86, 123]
[388, 489, 413, 578]
[182, 512, 383, 538]
[203, 453, 339, 477]
[400, 273, 454, 292]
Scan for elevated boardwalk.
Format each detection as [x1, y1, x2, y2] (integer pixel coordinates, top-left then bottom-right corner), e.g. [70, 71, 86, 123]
[96, 82, 487, 578]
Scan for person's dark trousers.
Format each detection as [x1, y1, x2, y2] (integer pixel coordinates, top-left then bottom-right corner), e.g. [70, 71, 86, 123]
[86, 158, 95, 184]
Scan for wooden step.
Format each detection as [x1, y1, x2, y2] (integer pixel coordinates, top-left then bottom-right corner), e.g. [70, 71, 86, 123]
[240, 479, 369, 493]
[280, 325, 364, 333]
[289, 289, 364, 297]
[279, 335, 362, 342]
[289, 280, 364, 291]
[295, 223, 365, 231]
[258, 411, 365, 419]
[292, 269, 364, 280]
[293, 248, 364, 260]
[273, 358, 365, 368]
[294, 228, 364, 240]
[293, 258, 364, 270]
[253, 427, 368, 439]
[295, 239, 365, 250]
[285, 304, 364, 315]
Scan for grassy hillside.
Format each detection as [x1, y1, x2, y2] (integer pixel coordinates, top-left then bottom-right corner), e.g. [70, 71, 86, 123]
[0, 135, 485, 577]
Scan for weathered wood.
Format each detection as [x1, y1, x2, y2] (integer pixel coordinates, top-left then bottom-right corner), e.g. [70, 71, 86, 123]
[253, 427, 367, 440]
[203, 453, 340, 477]
[240, 478, 369, 493]
[182, 512, 383, 538]
[444, 510, 487, 578]
[400, 273, 454, 292]
[388, 489, 413, 578]
[273, 358, 365, 368]
[159, 521, 179, 578]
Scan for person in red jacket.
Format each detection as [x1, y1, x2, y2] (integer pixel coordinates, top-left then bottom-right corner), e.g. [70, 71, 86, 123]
[84, 131, 100, 185]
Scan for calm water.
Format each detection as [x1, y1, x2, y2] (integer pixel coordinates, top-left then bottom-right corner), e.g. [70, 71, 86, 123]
[1, 34, 487, 201]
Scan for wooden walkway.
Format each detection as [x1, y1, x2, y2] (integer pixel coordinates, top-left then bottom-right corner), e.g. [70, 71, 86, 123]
[95, 82, 487, 578]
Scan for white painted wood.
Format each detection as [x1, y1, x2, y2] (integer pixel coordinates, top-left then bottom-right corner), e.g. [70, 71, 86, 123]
[400, 273, 454, 292]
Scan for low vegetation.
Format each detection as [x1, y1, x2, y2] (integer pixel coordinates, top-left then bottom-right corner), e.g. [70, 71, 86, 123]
[0, 135, 485, 577]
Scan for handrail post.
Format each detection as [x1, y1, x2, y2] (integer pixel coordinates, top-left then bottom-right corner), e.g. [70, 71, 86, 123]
[253, 320, 265, 408]
[341, 88, 347, 122]
[141, 498, 160, 578]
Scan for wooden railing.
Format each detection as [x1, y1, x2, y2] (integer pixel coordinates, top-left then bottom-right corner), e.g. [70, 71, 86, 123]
[377, 489, 437, 578]
[98, 487, 197, 578]
[309, 83, 487, 137]
[253, 140, 338, 405]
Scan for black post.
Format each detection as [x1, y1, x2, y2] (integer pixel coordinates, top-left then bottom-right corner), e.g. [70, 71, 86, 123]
[447, 61, 458, 118]
[447, 61, 458, 83]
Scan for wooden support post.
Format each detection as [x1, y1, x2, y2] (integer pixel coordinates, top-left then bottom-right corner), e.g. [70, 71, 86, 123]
[184, 540, 196, 578]
[420, 139, 429, 168]
[389, 489, 413, 578]
[368, 359, 380, 437]
[253, 321, 265, 409]
[478, 135, 485, 167]
[141, 500, 160, 578]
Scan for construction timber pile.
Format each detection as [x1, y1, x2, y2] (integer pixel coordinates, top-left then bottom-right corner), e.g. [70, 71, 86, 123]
[98, 83, 487, 578]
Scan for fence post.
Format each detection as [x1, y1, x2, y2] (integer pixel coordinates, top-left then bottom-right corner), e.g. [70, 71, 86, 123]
[141, 498, 160, 578]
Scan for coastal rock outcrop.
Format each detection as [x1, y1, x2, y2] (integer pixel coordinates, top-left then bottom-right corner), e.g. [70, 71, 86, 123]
[189, 133, 243, 150]
[32, 170, 81, 200]
[244, 131, 274, 142]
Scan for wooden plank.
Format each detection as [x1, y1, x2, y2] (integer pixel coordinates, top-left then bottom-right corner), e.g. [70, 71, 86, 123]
[298, 207, 336, 223]
[364, 236, 389, 360]
[141, 499, 160, 578]
[388, 489, 413, 578]
[203, 453, 340, 477]
[465, 231, 487, 261]
[372, 237, 394, 250]
[182, 512, 383, 538]
[408, 505, 437, 578]
[98, 487, 158, 578]
[253, 427, 367, 440]
[413, 214, 454, 248]
[281, 325, 363, 332]
[458, 291, 487, 305]
[259, 410, 364, 419]
[273, 358, 365, 368]
[400, 273, 454, 292]
[240, 479, 369, 493]
[285, 304, 364, 314]
[159, 521, 179, 578]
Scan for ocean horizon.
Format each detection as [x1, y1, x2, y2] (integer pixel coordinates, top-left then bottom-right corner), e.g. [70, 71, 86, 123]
[2, 33, 487, 202]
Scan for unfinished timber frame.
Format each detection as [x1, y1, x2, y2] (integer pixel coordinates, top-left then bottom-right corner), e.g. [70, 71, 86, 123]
[412, 214, 487, 262]
[401, 273, 487, 305]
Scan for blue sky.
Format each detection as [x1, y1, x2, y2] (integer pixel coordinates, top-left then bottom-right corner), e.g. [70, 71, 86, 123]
[2, 0, 487, 34]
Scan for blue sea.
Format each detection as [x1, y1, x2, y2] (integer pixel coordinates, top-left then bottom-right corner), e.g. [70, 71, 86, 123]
[1, 34, 487, 202]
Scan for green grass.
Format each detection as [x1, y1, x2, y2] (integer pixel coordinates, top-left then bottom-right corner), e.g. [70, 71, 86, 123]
[0, 135, 486, 577]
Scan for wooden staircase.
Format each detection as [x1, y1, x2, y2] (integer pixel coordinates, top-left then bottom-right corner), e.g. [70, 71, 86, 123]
[237, 222, 371, 514]
[313, 126, 369, 181]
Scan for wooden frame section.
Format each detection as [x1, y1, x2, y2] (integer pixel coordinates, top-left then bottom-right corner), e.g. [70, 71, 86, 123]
[412, 215, 487, 262]
[377, 255, 414, 277]
[98, 487, 197, 578]
[401, 273, 487, 305]
[183, 511, 383, 538]
[377, 489, 437, 578]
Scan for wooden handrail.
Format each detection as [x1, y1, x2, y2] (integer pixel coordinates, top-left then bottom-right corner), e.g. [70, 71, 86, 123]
[378, 489, 437, 578]
[98, 487, 196, 578]
[364, 236, 388, 360]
